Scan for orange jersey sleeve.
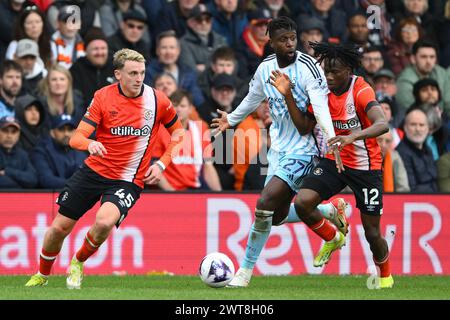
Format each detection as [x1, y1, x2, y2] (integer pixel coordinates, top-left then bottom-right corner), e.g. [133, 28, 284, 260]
[354, 81, 378, 113]
[69, 121, 96, 150]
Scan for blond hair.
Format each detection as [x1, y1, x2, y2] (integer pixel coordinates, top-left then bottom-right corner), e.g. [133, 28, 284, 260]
[113, 49, 146, 70]
[38, 64, 74, 116]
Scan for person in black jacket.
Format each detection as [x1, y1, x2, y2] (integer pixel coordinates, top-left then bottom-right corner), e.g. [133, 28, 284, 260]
[70, 27, 115, 107]
[396, 107, 438, 192]
[179, 4, 227, 73]
[296, 0, 347, 43]
[31, 113, 87, 189]
[0, 116, 38, 188]
[107, 9, 151, 62]
[154, 0, 196, 38]
[15, 93, 49, 153]
[198, 74, 237, 190]
[0, 0, 26, 66]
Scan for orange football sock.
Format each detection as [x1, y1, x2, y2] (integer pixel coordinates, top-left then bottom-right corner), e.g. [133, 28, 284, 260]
[310, 218, 337, 241]
[39, 249, 59, 276]
[76, 232, 100, 262]
[374, 254, 391, 277]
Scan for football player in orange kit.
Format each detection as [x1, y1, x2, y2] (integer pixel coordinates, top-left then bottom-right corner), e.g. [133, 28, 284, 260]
[25, 49, 184, 289]
[270, 42, 393, 288]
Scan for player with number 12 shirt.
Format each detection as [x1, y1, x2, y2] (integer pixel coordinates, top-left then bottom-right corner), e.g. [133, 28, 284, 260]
[271, 42, 393, 288]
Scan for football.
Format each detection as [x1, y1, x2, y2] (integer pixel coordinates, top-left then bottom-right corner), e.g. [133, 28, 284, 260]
[199, 252, 235, 288]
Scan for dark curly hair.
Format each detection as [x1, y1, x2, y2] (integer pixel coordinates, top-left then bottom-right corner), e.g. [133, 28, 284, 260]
[309, 42, 361, 71]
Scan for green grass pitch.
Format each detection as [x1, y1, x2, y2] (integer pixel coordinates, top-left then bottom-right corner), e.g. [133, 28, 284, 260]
[1, 275, 449, 300]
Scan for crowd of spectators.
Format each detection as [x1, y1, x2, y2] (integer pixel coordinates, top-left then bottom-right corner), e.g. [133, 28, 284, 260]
[0, 0, 449, 193]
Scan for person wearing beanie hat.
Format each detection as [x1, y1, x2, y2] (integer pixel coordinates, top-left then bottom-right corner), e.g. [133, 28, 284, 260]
[298, 16, 325, 56]
[412, 78, 442, 109]
[69, 27, 115, 108]
[412, 78, 449, 159]
[83, 27, 108, 50]
[378, 94, 404, 149]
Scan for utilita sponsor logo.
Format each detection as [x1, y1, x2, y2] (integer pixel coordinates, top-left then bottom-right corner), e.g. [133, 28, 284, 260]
[333, 117, 360, 130]
[110, 125, 151, 136]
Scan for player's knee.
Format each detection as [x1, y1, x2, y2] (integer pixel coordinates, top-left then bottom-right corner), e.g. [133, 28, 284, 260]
[256, 195, 274, 211]
[49, 224, 71, 239]
[364, 227, 381, 244]
[294, 195, 314, 217]
[94, 217, 115, 234]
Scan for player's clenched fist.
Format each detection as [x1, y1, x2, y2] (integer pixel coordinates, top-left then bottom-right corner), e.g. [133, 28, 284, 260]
[88, 141, 107, 157]
[144, 163, 163, 185]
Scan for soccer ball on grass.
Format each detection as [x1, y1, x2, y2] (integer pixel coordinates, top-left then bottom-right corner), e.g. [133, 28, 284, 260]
[199, 252, 235, 288]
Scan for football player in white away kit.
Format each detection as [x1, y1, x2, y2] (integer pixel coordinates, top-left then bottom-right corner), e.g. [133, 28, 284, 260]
[211, 16, 348, 287]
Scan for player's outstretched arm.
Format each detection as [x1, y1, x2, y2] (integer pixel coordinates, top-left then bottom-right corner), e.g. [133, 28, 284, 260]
[328, 104, 389, 149]
[270, 70, 315, 135]
[218, 66, 267, 135]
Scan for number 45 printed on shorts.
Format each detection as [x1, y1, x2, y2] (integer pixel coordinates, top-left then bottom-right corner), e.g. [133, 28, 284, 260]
[114, 189, 135, 208]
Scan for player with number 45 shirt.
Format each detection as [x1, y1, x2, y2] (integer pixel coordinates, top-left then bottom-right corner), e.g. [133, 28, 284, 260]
[25, 49, 184, 289]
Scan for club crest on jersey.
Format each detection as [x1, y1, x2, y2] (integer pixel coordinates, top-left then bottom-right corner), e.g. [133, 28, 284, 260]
[111, 125, 151, 136]
[290, 77, 297, 88]
[346, 103, 355, 115]
[109, 111, 118, 117]
[144, 109, 153, 120]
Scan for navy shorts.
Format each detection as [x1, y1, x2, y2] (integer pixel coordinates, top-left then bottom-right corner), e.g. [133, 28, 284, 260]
[300, 158, 383, 215]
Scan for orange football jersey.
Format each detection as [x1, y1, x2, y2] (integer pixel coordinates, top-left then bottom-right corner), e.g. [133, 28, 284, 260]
[325, 76, 382, 170]
[82, 83, 178, 188]
[308, 76, 382, 170]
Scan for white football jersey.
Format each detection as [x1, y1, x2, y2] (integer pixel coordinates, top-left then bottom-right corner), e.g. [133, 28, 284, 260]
[228, 51, 332, 156]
